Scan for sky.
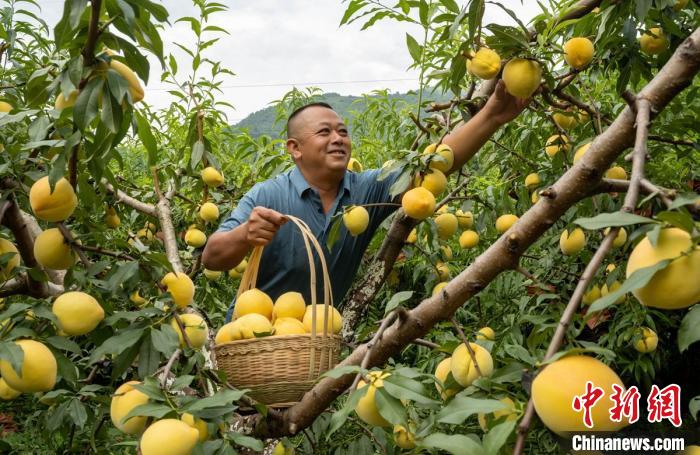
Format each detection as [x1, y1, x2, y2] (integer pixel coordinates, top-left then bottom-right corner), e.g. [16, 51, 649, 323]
[36, 1, 541, 124]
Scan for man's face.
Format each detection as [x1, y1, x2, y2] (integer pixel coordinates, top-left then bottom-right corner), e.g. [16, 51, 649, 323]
[287, 106, 352, 174]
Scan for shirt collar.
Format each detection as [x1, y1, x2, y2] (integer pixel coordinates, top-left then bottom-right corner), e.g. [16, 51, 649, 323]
[290, 166, 312, 196]
[290, 166, 352, 197]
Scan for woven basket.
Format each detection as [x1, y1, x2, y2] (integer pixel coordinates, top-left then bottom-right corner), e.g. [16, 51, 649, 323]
[214, 216, 342, 407]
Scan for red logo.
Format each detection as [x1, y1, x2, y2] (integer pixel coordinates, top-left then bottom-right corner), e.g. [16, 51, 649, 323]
[647, 384, 682, 427]
[572, 381, 605, 428]
[570, 383, 683, 428]
[609, 384, 641, 424]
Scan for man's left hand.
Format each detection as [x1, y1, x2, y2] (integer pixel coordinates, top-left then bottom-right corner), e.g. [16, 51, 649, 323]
[482, 80, 530, 126]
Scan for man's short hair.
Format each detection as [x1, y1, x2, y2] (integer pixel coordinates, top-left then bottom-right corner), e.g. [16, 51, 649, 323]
[287, 102, 334, 139]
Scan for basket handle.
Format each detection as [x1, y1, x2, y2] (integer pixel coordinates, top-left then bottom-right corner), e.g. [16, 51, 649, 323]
[234, 215, 336, 376]
[285, 217, 336, 378]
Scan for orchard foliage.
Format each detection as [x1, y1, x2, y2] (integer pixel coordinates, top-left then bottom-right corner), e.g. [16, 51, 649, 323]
[0, 0, 699, 454]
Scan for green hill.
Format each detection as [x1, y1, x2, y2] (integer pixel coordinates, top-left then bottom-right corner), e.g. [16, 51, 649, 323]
[232, 89, 452, 138]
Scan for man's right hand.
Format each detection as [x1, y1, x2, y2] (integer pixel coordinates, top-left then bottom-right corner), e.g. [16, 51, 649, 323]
[245, 207, 288, 246]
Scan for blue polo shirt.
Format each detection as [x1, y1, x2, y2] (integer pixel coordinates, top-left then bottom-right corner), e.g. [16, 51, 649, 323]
[217, 166, 400, 318]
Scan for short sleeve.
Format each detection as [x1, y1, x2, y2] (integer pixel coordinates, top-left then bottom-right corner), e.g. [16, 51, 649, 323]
[216, 184, 262, 233]
[360, 168, 403, 205]
[355, 168, 403, 233]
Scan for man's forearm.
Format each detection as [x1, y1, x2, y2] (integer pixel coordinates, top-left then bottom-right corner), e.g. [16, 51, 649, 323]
[201, 223, 252, 271]
[442, 107, 502, 174]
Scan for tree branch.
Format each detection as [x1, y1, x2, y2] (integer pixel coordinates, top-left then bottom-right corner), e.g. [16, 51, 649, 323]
[251, 26, 700, 439]
[0, 200, 63, 297]
[450, 317, 482, 378]
[349, 312, 399, 392]
[75, 244, 135, 261]
[103, 180, 157, 217]
[514, 87, 653, 455]
[648, 134, 695, 147]
[155, 187, 183, 273]
[159, 348, 182, 388]
[57, 223, 91, 268]
[81, 0, 103, 66]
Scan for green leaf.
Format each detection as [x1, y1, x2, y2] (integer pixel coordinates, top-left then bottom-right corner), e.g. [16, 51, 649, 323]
[648, 223, 662, 247]
[116, 0, 136, 27]
[440, 0, 460, 14]
[46, 336, 81, 354]
[319, 364, 363, 379]
[0, 340, 24, 374]
[170, 375, 194, 391]
[575, 212, 656, 230]
[105, 67, 129, 103]
[655, 211, 695, 234]
[0, 303, 31, 321]
[468, 0, 485, 42]
[152, 324, 179, 356]
[111, 342, 141, 380]
[228, 433, 263, 452]
[48, 152, 67, 193]
[384, 291, 413, 315]
[183, 389, 247, 414]
[389, 168, 411, 197]
[418, 0, 430, 25]
[79, 384, 107, 396]
[374, 387, 406, 425]
[89, 327, 145, 363]
[488, 2, 529, 35]
[587, 260, 672, 314]
[100, 85, 122, 134]
[105, 307, 162, 324]
[678, 305, 700, 353]
[327, 388, 364, 438]
[67, 398, 88, 429]
[53, 349, 78, 384]
[134, 111, 158, 167]
[133, 0, 169, 22]
[46, 400, 69, 431]
[503, 344, 536, 366]
[635, 0, 652, 21]
[485, 24, 529, 49]
[122, 402, 173, 424]
[0, 109, 39, 127]
[54, 0, 87, 47]
[420, 433, 484, 455]
[42, 389, 71, 402]
[106, 261, 140, 292]
[405, 33, 422, 63]
[132, 378, 167, 402]
[690, 395, 700, 421]
[340, 0, 368, 26]
[191, 140, 205, 168]
[482, 420, 516, 453]
[437, 396, 508, 425]
[383, 374, 438, 405]
[325, 213, 343, 251]
[32, 304, 59, 324]
[669, 193, 700, 210]
[73, 78, 104, 131]
[139, 332, 160, 377]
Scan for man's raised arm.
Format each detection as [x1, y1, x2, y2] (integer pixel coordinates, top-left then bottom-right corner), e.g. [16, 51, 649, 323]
[443, 80, 529, 174]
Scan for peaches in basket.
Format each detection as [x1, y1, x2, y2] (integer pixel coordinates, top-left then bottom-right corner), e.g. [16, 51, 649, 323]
[215, 289, 342, 344]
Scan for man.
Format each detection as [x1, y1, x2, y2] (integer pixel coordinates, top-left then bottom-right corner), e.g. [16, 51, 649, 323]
[202, 81, 528, 319]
